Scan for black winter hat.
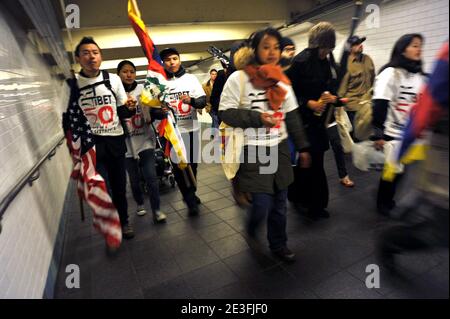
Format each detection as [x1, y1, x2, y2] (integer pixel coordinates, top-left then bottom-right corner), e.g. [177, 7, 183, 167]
[280, 37, 295, 50]
[159, 47, 180, 60]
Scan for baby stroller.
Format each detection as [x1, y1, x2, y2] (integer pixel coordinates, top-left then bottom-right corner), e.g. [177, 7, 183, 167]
[151, 122, 176, 188]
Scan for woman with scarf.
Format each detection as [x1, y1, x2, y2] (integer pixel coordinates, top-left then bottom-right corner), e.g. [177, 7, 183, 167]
[117, 60, 167, 224]
[371, 34, 427, 216]
[219, 28, 310, 262]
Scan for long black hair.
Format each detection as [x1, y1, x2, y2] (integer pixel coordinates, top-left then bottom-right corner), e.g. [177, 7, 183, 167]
[249, 27, 283, 65]
[379, 33, 425, 75]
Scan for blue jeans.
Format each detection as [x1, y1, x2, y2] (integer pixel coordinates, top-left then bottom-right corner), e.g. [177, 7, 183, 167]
[249, 189, 288, 251]
[125, 149, 160, 213]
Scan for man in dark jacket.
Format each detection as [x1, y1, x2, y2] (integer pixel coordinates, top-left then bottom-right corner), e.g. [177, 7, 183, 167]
[286, 22, 340, 219]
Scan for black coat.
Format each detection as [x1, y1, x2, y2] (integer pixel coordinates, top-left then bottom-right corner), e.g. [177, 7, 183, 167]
[286, 48, 339, 153]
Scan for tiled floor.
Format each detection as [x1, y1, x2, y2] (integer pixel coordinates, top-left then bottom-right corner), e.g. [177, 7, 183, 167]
[54, 132, 449, 299]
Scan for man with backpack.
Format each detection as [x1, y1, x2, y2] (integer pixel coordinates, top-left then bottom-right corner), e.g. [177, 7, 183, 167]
[74, 37, 137, 239]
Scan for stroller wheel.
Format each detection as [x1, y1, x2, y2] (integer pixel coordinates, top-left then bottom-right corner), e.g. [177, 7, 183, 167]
[169, 175, 176, 188]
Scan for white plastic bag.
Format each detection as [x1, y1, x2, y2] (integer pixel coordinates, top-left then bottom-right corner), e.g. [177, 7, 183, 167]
[352, 140, 386, 171]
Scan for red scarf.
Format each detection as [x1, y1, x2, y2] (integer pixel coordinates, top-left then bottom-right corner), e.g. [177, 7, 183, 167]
[244, 64, 291, 111]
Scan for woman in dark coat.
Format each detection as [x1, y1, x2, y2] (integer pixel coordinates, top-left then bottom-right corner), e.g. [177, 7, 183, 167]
[286, 22, 341, 219]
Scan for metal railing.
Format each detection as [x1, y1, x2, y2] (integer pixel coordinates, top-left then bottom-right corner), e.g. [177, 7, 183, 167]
[0, 136, 66, 234]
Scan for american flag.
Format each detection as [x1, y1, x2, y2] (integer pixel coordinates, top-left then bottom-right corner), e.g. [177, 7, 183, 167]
[63, 79, 122, 248]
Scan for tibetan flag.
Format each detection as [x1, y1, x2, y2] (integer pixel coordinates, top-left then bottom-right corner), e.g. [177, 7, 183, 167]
[128, 0, 167, 107]
[398, 41, 449, 163]
[128, 0, 188, 169]
[382, 41, 449, 182]
[157, 112, 188, 169]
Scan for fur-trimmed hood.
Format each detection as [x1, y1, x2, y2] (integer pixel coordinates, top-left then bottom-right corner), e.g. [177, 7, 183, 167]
[232, 46, 255, 70]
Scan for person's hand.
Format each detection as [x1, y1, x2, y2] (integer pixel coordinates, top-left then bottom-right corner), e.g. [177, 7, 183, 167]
[126, 96, 137, 110]
[260, 112, 276, 128]
[181, 94, 191, 105]
[373, 139, 385, 151]
[299, 152, 311, 168]
[320, 91, 337, 104]
[308, 100, 326, 113]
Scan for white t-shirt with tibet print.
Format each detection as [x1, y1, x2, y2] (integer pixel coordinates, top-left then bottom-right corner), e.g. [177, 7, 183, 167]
[76, 72, 128, 136]
[164, 73, 205, 133]
[373, 67, 426, 140]
[219, 70, 299, 147]
[123, 84, 156, 158]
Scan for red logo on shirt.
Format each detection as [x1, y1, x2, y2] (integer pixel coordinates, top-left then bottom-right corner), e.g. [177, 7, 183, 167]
[98, 106, 114, 124]
[131, 114, 144, 129]
[177, 100, 192, 115]
[272, 111, 284, 129]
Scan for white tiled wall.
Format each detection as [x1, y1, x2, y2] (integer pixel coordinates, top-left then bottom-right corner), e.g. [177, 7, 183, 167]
[0, 4, 72, 298]
[282, 0, 449, 73]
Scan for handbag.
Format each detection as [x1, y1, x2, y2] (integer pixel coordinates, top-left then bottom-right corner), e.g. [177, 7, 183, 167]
[335, 107, 354, 153]
[220, 71, 246, 180]
[219, 71, 252, 208]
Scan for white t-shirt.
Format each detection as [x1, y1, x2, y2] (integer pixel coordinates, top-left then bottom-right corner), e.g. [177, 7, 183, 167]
[373, 67, 425, 139]
[76, 72, 128, 136]
[219, 70, 299, 147]
[164, 73, 205, 133]
[123, 84, 156, 158]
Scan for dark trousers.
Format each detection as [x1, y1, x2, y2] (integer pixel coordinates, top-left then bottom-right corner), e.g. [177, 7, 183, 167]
[125, 149, 160, 213]
[249, 190, 288, 251]
[96, 155, 129, 227]
[289, 151, 329, 213]
[327, 124, 348, 179]
[171, 131, 200, 208]
[376, 174, 403, 212]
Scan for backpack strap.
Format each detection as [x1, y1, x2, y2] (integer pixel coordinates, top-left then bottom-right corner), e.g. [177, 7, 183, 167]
[77, 70, 118, 102]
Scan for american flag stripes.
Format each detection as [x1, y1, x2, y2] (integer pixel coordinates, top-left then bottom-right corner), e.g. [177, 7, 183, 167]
[63, 79, 122, 248]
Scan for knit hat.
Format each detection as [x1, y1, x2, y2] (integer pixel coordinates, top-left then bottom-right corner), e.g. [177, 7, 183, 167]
[280, 37, 295, 50]
[308, 22, 336, 49]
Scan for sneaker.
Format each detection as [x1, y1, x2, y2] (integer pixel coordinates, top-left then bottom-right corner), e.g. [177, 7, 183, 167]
[272, 247, 296, 262]
[136, 205, 147, 216]
[153, 211, 167, 224]
[122, 224, 135, 239]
